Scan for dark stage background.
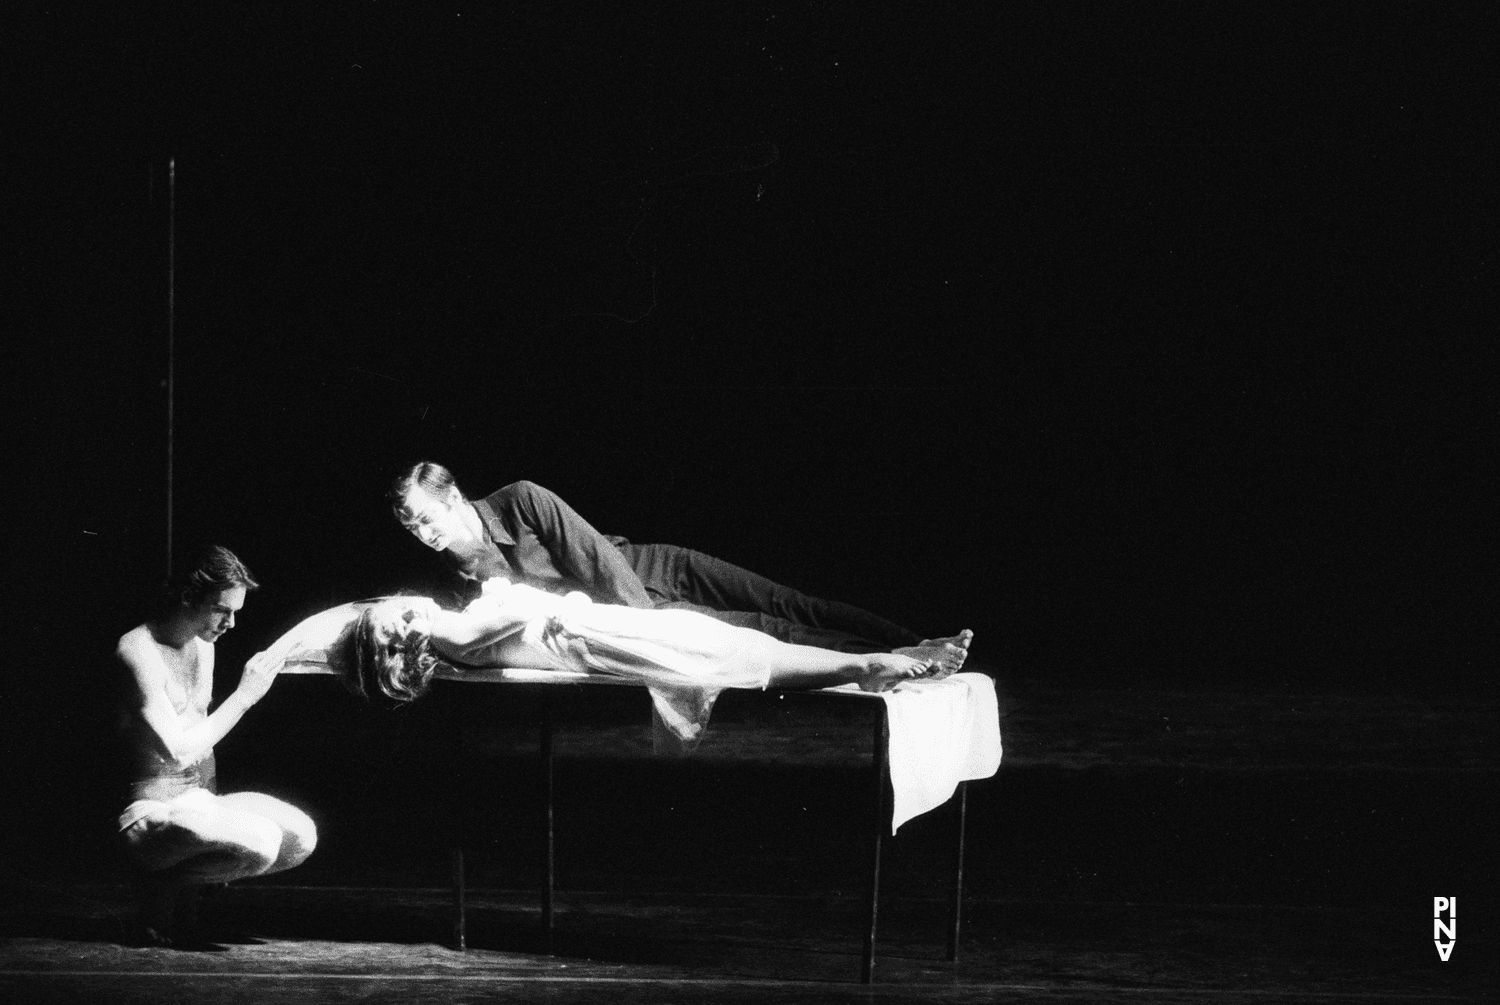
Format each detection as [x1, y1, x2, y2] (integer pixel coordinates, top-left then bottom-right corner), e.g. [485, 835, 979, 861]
[5, 0, 1492, 948]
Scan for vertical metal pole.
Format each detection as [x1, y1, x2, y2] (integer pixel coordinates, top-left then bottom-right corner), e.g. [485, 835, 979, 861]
[451, 847, 466, 950]
[861, 706, 888, 984]
[165, 157, 175, 576]
[947, 781, 968, 961]
[541, 699, 556, 953]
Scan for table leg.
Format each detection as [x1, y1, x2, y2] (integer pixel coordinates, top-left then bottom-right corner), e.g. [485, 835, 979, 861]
[947, 781, 968, 961]
[861, 706, 889, 984]
[451, 847, 466, 951]
[540, 698, 556, 953]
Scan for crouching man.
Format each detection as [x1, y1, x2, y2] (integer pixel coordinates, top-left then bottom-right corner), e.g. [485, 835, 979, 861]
[115, 545, 316, 947]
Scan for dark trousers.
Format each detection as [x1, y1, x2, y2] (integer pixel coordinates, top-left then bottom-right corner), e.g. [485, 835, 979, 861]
[617, 543, 921, 654]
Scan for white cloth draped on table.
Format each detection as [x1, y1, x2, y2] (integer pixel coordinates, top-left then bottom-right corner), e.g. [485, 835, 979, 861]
[861, 673, 1001, 833]
[257, 601, 1001, 831]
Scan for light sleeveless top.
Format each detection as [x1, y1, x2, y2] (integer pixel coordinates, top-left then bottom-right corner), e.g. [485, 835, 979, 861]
[119, 636, 217, 804]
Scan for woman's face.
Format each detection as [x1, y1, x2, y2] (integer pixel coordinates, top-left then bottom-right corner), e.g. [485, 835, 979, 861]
[359, 597, 440, 702]
[371, 597, 435, 645]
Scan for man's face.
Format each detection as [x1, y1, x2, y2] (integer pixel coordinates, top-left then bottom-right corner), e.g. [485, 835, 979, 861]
[187, 585, 247, 643]
[399, 486, 470, 552]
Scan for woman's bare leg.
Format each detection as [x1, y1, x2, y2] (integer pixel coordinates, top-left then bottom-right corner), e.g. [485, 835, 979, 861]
[761, 642, 931, 692]
[895, 629, 974, 679]
[762, 627, 976, 691]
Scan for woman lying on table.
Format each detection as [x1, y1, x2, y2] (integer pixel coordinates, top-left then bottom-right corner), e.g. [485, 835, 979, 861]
[325, 578, 971, 749]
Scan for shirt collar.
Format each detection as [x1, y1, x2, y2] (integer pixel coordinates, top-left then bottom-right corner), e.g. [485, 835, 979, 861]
[471, 497, 516, 547]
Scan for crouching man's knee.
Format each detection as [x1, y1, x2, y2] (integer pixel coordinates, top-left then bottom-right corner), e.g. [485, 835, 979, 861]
[273, 807, 318, 873]
[240, 817, 286, 875]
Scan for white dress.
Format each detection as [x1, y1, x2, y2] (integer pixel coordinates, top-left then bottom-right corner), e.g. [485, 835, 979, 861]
[260, 585, 785, 751]
[452, 584, 780, 750]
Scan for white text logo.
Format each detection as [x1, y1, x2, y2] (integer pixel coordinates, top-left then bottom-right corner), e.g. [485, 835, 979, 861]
[1433, 897, 1456, 961]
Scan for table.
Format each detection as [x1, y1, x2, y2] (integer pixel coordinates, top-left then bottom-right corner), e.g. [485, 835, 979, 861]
[437, 679, 971, 984]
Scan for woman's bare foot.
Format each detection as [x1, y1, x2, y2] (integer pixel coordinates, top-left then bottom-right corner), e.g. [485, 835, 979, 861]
[857, 653, 930, 692]
[894, 629, 973, 680]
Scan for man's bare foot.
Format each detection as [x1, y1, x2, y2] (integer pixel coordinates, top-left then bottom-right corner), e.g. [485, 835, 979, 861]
[134, 875, 177, 943]
[857, 653, 929, 692]
[129, 879, 227, 951]
[895, 629, 974, 680]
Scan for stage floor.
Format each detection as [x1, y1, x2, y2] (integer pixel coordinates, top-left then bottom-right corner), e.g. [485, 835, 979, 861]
[2, 682, 1493, 1002]
[1, 883, 1490, 1004]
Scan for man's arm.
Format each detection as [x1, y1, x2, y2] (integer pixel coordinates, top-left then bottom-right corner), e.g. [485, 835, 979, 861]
[117, 630, 280, 767]
[508, 481, 654, 607]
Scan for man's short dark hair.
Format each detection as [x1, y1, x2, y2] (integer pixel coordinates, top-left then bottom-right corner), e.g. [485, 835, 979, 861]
[389, 462, 464, 514]
[167, 544, 260, 608]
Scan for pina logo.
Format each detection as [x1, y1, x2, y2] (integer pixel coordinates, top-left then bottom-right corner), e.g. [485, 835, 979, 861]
[1433, 897, 1456, 961]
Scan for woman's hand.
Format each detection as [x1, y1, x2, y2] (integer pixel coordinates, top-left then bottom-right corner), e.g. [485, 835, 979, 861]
[235, 650, 282, 706]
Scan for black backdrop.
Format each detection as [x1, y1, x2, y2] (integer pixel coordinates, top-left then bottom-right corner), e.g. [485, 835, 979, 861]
[7, 3, 1491, 838]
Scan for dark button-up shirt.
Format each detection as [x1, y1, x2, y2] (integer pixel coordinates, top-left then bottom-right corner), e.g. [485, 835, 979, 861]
[444, 481, 653, 608]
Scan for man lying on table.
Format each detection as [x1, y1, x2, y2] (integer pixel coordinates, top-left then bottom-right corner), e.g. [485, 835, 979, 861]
[388, 462, 972, 666]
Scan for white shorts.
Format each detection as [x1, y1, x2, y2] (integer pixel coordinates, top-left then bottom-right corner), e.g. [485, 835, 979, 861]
[118, 786, 218, 834]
